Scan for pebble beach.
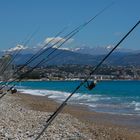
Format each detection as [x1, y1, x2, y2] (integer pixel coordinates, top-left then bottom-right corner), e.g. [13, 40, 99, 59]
[0, 92, 140, 140]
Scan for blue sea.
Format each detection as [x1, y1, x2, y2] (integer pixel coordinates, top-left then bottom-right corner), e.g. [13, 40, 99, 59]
[15, 80, 140, 115]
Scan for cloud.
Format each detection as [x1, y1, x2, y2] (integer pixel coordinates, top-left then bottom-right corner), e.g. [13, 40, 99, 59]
[44, 36, 74, 46]
[58, 47, 71, 51]
[37, 36, 74, 50]
[8, 45, 28, 52]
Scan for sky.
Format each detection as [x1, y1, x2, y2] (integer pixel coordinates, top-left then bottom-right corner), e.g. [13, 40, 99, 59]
[0, 0, 140, 51]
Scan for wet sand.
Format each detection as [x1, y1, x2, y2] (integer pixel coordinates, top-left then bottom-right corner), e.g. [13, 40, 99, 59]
[11, 92, 140, 140]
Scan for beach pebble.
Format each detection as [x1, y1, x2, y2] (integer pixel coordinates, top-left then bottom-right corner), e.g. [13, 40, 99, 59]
[0, 94, 91, 140]
[0, 94, 139, 140]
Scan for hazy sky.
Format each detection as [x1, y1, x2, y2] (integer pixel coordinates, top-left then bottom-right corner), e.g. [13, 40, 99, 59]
[0, 0, 139, 51]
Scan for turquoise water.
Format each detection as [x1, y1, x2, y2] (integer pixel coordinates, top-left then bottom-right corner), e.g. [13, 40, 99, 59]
[16, 80, 140, 115]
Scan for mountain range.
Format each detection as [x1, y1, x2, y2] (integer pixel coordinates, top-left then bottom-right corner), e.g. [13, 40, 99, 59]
[1, 46, 140, 66]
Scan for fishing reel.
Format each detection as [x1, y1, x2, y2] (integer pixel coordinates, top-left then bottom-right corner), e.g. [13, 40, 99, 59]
[0, 87, 17, 94]
[10, 88, 17, 94]
[6, 86, 17, 94]
[84, 80, 97, 90]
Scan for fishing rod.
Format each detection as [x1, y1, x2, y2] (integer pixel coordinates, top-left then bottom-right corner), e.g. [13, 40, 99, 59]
[35, 20, 140, 140]
[1, 1, 114, 91]
[0, 29, 39, 78]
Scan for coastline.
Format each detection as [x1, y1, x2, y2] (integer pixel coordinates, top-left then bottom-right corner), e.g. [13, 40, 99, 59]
[0, 92, 139, 139]
[14, 92, 140, 131]
[17, 80, 140, 117]
[5, 78, 140, 82]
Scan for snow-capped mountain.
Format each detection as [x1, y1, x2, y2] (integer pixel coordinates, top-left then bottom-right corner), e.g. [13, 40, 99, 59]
[0, 45, 140, 66]
[71, 45, 136, 55]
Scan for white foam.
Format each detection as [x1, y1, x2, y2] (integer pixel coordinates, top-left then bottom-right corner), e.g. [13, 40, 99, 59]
[18, 89, 47, 96]
[84, 103, 97, 108]
[130, 101, 140, 111]
[17, 88, 140, 115]
[135, 102, 140, 111]
[18, 88, 101, 103]
[18, 88, 120, 105]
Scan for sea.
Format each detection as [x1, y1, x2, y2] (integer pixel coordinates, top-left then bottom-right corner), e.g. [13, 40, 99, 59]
[15, 80, 140, 116]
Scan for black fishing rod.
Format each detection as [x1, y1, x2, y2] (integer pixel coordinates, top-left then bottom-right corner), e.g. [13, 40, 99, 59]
[1, 1, 113, 90]
[35, 20, 140, 140]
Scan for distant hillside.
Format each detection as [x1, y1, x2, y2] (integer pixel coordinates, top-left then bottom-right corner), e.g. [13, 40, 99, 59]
[114, 53, 140, 66]
[1, 47, 140, 66]
[13, 48, 99, 66]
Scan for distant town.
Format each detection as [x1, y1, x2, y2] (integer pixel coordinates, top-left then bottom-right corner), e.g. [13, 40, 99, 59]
[15, 64, 140, 81]
[0, 54, 140, 81]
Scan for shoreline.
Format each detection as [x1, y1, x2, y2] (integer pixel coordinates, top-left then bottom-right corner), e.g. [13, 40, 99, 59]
[18, 86, 140, 117]
[14, 92, 140, 132]
[3, 79, 140, 82]
[0, 92, 140, 139]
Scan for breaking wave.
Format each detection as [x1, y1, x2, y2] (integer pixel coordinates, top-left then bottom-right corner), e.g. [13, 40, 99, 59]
[18, 88, 140, 116]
